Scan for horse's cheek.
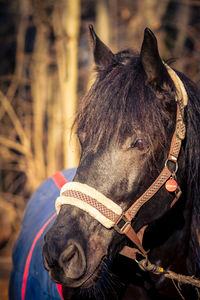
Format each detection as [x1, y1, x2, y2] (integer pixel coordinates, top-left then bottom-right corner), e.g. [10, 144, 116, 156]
[86, 227, 113, 267]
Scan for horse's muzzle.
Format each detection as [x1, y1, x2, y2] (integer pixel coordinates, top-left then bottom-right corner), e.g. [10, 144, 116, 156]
[43, 240, 87, 287]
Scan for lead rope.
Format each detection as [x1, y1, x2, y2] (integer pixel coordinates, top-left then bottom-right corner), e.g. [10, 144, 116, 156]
[135, 258, 200, 299]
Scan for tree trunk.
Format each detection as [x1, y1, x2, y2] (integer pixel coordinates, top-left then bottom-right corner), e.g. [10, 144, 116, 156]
[96, 0, 111, 46]
[30, 23, 49, 182]
[53, 0, 80, 169]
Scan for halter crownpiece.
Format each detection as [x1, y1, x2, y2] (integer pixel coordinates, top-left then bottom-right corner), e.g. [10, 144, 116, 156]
[164, 63, 188, 107]
[55, 63, 188, 259]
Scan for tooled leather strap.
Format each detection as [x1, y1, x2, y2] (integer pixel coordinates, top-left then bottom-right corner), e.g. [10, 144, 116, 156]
[118, 65, 188, 259]
[123, 65, 187, 227]
[125, 166, 172, 221]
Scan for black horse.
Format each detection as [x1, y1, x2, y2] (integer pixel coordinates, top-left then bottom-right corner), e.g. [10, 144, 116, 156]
[43, 27, 200, 299]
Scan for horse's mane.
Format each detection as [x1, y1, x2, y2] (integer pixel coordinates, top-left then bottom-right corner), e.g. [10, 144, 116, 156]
[179, 71, 200, 213]
[76, 50, 175, 153]
[75, 50, 200, 205]
[180, 72, 200, 189]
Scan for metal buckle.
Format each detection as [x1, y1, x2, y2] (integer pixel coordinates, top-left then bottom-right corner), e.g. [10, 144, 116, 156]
[114, 214, 131, 234]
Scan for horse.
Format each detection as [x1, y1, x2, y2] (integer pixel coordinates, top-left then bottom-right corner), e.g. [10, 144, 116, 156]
[9, 26, 200, 300]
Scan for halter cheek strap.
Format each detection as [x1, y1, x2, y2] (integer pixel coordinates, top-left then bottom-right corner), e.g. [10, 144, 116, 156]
[55, 64, 188, 260]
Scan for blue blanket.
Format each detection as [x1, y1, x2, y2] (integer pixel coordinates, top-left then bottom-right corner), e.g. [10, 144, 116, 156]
[9, 168, 76, 300]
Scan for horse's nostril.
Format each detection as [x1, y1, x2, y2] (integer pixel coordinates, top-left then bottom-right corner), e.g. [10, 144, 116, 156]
[43, 243, 58, 271]
[59, 242, 86, 280]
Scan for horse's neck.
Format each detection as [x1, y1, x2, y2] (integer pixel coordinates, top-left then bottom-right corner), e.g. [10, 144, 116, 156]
[146, 194, 191, 273]
[122, 190, 197, 299]
[188, 191, 200, 277]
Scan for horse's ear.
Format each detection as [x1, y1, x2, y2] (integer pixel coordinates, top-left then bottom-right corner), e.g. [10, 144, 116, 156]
[140, 28, 164, 86]
[89, 24, 114, 67]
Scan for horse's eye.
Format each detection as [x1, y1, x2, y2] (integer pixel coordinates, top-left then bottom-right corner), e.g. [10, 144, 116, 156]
[131, 139, 144, 150]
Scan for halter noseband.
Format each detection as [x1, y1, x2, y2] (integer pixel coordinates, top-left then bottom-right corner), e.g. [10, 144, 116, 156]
[56, 64, 188, 260]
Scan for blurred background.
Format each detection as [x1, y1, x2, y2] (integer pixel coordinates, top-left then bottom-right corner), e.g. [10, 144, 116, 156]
[0, 0, 199, 298]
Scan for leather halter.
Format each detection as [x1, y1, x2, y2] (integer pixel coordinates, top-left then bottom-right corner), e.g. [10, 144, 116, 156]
[56, 64, 188, 260]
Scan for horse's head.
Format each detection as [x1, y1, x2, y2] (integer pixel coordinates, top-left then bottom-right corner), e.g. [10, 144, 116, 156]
[43, 27, 187, 298]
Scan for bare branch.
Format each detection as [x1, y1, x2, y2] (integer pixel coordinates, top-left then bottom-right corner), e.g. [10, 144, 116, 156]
[0, 0, 30, 121]
[0, 91, 30, 147]
[0, 136, 28, 155]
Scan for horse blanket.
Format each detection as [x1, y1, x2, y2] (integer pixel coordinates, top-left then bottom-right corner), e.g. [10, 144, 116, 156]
[9, 168, 77, 300]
